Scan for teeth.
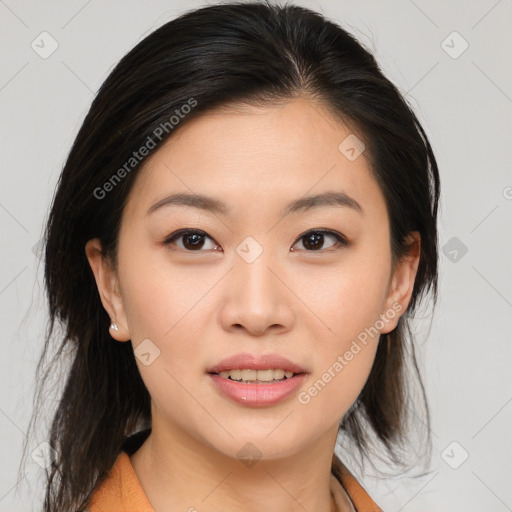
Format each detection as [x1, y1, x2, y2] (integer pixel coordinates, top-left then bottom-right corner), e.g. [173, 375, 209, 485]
[218, 369, 295, 381]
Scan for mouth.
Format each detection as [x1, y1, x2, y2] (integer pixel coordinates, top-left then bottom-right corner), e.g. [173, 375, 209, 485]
[208, 368, 306, 384]
[206, 353, 308, 405]
[207, 370, 308, 407]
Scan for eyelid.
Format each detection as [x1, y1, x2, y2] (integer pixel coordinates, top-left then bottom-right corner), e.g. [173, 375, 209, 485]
[162, 228, 218, 250]
[162, 228, 209, 244]
[293, 228, 348, 246]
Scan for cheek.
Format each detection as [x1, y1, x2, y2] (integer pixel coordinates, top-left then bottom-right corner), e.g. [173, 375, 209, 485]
[295, 250, 390, 416]
[117, 244, 215, 393]
[118, 240, 211, 341]
[305, 250, 391, 345]
[118, 252, 210, 417]
[296, 343, 378, 435]
[295, 273, 387, 424]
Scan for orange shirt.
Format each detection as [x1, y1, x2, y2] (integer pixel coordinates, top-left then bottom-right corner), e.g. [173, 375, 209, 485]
[87, 449, 383, 512]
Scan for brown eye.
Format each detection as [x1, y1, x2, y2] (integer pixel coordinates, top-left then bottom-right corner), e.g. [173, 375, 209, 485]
[292, 230, 348, 252]
[163, 229, 219, 252]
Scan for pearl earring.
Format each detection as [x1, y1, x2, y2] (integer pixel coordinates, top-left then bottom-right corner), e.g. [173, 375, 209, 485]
[110, 322, 119, 332]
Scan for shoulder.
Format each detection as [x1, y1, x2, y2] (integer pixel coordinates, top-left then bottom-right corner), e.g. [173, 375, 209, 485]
[332, 456, 384, 512]
[86, 431, 154, 512]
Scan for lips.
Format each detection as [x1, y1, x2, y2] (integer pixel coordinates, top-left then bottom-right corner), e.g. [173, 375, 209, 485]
[206, 352, 307, 375]
[208, 372, 307, 407]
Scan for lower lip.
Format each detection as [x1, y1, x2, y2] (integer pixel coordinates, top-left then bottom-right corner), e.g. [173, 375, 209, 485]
[208, 373, 307, 407]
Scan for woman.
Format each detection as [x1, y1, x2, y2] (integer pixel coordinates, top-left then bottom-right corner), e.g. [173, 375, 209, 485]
[22, 1, 440, 510]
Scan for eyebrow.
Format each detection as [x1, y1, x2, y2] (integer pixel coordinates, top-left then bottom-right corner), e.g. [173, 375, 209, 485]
[146, 190, 363, 217]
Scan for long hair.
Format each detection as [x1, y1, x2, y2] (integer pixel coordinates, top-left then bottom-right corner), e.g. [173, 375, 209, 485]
[20, 1, 440, 510]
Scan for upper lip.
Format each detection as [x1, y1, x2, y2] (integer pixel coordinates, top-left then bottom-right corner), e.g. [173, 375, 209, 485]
[207, 353, 307, 374]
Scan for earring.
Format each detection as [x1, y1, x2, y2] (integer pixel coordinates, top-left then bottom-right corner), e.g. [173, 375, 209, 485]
[110, 322, 119, 332]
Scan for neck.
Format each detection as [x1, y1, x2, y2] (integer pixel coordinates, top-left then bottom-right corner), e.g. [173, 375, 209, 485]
[129, 418, 353, 512]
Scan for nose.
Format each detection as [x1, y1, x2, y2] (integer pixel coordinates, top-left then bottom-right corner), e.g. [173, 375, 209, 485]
[219, 247, 294, 337]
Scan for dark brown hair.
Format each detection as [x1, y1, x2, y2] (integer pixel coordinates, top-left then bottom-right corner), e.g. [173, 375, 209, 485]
[20, 1, 439, 510]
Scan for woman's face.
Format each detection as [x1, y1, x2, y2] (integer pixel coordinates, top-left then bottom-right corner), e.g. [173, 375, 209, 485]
[87, 97, 418, 462]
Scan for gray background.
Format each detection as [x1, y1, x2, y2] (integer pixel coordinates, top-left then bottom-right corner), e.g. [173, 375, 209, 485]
[1, 0, 511, 510]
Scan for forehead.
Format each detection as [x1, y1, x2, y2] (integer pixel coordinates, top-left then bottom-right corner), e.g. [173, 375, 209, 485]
[122, 97, 386, 221]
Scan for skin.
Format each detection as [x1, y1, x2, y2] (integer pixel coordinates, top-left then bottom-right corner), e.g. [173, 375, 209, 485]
[85, 97, 420, 512]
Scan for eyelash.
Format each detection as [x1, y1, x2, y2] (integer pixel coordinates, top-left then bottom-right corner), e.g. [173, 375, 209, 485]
[162, 228, 349, 253]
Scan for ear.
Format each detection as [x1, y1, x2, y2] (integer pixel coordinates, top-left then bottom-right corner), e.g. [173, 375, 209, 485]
[380, 231, 421, 334]
[84, 238, 131, 342]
